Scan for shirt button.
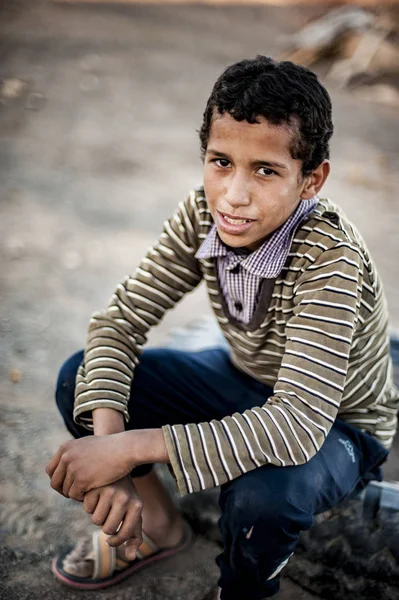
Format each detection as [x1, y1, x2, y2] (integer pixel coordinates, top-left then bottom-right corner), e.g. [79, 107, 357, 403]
[231, 264, 240, 274]
[234, 301, 243, 312]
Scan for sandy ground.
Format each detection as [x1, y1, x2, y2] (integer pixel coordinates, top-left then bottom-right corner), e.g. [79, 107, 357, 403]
[1, 1, 398, 598]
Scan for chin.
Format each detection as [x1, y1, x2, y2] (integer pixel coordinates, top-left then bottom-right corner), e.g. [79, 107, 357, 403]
[218, 230, 254, 249]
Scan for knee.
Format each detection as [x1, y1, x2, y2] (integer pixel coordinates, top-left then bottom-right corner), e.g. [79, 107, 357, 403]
[220, 469, 313, 535]
[136, 348, 168, 371]
[133, 347, 184, 390]
[55, 350, 84, 418]
[137, 348, 180, 372]
[220, 479, 278, 534]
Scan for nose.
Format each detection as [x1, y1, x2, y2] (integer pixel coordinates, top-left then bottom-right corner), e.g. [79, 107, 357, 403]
[225, 173, 250, 208]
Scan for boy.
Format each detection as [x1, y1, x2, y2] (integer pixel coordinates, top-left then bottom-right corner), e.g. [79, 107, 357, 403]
[47, 56, 398, 599]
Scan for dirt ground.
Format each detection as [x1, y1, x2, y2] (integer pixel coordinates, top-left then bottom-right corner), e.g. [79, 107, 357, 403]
[1, 1, 399, 599]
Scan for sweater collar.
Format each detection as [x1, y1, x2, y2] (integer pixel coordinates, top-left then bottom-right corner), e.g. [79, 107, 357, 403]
[196, 197, 318, 278]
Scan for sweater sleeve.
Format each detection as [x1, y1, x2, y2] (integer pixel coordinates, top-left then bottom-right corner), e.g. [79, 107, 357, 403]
[73, 191, 203, 428]
[163, 243, 365, 495]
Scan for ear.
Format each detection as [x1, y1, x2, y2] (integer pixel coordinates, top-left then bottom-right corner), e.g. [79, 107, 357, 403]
[300, 160, 330, 199]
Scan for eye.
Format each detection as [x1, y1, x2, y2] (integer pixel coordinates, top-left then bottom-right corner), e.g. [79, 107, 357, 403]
[258, 166, 276, 177]
[213, 158, 231, 168]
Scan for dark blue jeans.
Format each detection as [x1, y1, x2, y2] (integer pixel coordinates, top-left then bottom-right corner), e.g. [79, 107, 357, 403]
[56, 348, 388, 600]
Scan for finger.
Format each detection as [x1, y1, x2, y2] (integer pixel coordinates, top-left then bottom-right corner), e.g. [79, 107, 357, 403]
[107, 507, 142, 548]
[45, 447, 62, 478]
[101, 503, 127, 537]
[62, 471, 75, 498]
[91, 495, 112, 527]
[124, 535, 143, 561]
[68, 480, 85, 502]
[84, 489, 100, 515]
[50, 460, 67, 495]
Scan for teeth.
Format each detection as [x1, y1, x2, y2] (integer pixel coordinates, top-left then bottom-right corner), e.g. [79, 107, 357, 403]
[224, 216, 250, 225]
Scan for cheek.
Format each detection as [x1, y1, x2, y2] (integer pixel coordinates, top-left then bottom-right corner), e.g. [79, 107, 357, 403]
[274, 180, 294, 199]
[203, 168, 221, 209]
[256, 183, 300, 224]
[270, 180, 301, 209]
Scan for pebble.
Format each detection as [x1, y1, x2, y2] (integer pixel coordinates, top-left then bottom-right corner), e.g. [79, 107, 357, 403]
[9, 368, 23, 384]
[1, 78, 27, 99]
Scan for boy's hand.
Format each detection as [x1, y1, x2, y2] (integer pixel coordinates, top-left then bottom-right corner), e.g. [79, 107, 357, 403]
[45, 433, 135, 500]
[83, 476, 143, 560]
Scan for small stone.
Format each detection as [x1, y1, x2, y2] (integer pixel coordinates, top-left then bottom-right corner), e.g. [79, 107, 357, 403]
[9, 368, 23, 384]
[1, 79, 27, 99]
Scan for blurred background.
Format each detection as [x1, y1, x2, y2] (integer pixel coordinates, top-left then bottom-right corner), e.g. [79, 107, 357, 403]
[1, 1, 398, 598]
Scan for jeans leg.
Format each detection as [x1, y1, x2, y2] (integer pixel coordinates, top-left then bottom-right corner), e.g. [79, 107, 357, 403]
[54, 349, 156, 477]
[217, 466, 311, 600]
[217, 419, 388, 600]
[55, 350, 87, 439]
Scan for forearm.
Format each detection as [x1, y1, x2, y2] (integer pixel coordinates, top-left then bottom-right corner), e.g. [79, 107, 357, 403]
[124, 429, 169, 467]
[46, 428, 170, 497]
[93, 408, 125, 436]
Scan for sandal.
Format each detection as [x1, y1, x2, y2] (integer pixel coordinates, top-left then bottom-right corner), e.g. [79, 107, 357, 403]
[52, 521, 194, 590]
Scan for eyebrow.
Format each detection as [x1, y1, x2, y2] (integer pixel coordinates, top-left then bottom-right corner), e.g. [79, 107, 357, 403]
[207, 149, 288, 170]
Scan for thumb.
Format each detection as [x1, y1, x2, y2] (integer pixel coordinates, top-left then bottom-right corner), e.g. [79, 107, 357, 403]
[124, 538, 140, 561]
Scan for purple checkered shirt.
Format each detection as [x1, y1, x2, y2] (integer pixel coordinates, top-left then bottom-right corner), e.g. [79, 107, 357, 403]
[196, 197, 318, 324]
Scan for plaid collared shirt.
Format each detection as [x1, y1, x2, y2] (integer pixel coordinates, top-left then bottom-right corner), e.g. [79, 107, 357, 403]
[196, 197, 318, 323]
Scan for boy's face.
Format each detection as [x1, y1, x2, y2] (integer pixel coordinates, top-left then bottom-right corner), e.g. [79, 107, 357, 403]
[203, 112, 324, 251]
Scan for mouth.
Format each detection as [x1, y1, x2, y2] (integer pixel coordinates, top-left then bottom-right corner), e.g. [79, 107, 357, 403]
[219, 210, 255, 224]
[216, 210, 256, 235]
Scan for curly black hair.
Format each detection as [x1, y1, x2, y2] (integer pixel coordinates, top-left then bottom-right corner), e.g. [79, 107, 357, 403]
[199, 56, 333, 176]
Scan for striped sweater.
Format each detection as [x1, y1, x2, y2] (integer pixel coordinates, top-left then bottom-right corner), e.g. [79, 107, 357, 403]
[74, 187, 399, 495]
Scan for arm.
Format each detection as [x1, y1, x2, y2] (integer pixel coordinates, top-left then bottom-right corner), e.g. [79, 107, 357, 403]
[93, 407, 125, 435]
[46, 191, 204, 512]
[73, 191, 204, 430]
[163, 244, 367, 494]
[46, 428, 168, 499]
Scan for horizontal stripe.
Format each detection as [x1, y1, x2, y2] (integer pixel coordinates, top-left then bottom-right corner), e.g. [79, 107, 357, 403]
[286, 322, 352, 344]
[284, 349, 347, 375]
[281, 363, 344, 392]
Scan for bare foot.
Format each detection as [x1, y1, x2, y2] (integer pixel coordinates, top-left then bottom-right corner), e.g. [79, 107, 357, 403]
[140, 514, 186, 551]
